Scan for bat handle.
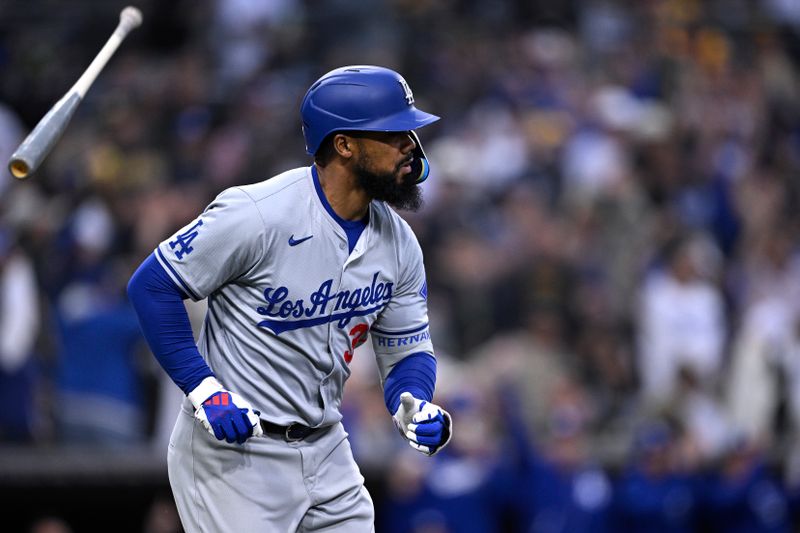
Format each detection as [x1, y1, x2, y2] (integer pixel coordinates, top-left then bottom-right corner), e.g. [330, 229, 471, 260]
[70, 7, 142, 98]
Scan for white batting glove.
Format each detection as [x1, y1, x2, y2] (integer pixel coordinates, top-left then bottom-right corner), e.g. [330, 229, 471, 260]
[393, 392, 452, 456]
[188, 377, 264, 444]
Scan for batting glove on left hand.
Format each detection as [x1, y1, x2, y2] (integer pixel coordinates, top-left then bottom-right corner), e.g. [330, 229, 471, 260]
[188, 377, 264, 444]
[393, 392, 452, 456]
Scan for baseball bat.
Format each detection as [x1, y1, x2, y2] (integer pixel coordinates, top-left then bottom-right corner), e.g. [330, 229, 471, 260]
[8, 6, 143, 179]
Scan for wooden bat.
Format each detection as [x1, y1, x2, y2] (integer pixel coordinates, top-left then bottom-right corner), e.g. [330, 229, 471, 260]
[8, 6, 143, 179]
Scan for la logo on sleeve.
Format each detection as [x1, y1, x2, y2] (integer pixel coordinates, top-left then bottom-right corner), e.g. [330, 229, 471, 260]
[169, 219, 204, 259]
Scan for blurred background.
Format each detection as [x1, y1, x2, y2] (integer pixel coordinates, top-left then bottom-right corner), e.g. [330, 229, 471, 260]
[1, 0, 800, 531]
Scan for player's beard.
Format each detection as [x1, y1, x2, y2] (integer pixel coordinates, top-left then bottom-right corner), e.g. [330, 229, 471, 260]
[354, 154, 423, 212]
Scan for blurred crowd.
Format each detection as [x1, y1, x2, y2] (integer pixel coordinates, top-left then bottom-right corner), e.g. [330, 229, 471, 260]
[2, 0, 800, 531]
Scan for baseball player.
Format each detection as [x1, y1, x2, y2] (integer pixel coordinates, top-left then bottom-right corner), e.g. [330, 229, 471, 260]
[127, 65, 452, 532]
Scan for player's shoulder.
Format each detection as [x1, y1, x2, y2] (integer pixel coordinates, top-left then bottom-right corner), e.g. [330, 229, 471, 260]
[205, 168, 310, 230]
[229, 167, 310, 205]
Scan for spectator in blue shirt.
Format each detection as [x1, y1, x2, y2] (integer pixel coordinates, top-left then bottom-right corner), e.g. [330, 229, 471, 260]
[701, 437, 790, 532]
[614, 421, 699, 532]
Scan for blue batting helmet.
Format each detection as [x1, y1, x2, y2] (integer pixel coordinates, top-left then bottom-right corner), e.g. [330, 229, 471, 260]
[300, 65, 440, 157]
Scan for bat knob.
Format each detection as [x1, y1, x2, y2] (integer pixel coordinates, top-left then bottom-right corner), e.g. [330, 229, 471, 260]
[119, 6, 143, 33]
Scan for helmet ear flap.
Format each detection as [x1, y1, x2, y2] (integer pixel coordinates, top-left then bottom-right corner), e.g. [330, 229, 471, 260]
[409, 130, 431, 183]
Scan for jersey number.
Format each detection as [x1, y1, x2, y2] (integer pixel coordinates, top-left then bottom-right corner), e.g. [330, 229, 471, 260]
[344, 323, 369, 364]
[169, 219, 204, 259]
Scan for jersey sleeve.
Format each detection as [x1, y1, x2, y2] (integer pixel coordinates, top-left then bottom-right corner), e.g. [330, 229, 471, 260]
[371, 233, 434, 382]
[155, 187, 265, 301]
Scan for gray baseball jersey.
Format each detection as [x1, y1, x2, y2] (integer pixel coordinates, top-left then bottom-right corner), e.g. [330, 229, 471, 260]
[155, 166, 434, 428]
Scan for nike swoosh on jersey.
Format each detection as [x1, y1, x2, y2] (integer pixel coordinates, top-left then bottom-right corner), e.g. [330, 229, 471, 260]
[288, 234, 313, 246]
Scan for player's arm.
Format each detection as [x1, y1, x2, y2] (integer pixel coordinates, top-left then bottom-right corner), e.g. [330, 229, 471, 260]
[372, 232, 452, 456]
[128, 253, 262, 444]
[127, 252, 211, 392]
[128, 188, 268, 445]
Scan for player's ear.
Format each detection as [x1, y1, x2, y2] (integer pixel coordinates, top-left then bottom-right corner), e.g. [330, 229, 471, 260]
[333, 133, 354, 159]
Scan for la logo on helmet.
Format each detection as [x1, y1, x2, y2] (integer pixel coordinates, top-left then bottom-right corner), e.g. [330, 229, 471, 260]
[398, 78, 414, 105]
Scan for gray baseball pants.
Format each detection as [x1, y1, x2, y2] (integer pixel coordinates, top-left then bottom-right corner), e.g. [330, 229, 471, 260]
[167, 403, 375, 532]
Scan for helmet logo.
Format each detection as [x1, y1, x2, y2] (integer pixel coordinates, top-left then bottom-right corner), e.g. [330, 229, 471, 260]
[398, 77, 415, 105]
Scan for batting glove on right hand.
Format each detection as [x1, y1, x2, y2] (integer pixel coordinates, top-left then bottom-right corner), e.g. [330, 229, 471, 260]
[188, 377, 264, 444]
[393, 392, 453, 456]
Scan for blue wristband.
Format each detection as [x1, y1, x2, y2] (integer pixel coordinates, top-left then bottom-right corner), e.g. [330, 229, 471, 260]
[383, 352, 437, 414]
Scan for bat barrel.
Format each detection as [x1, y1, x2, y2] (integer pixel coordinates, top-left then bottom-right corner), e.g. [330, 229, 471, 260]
[8, 93, 82, 179]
